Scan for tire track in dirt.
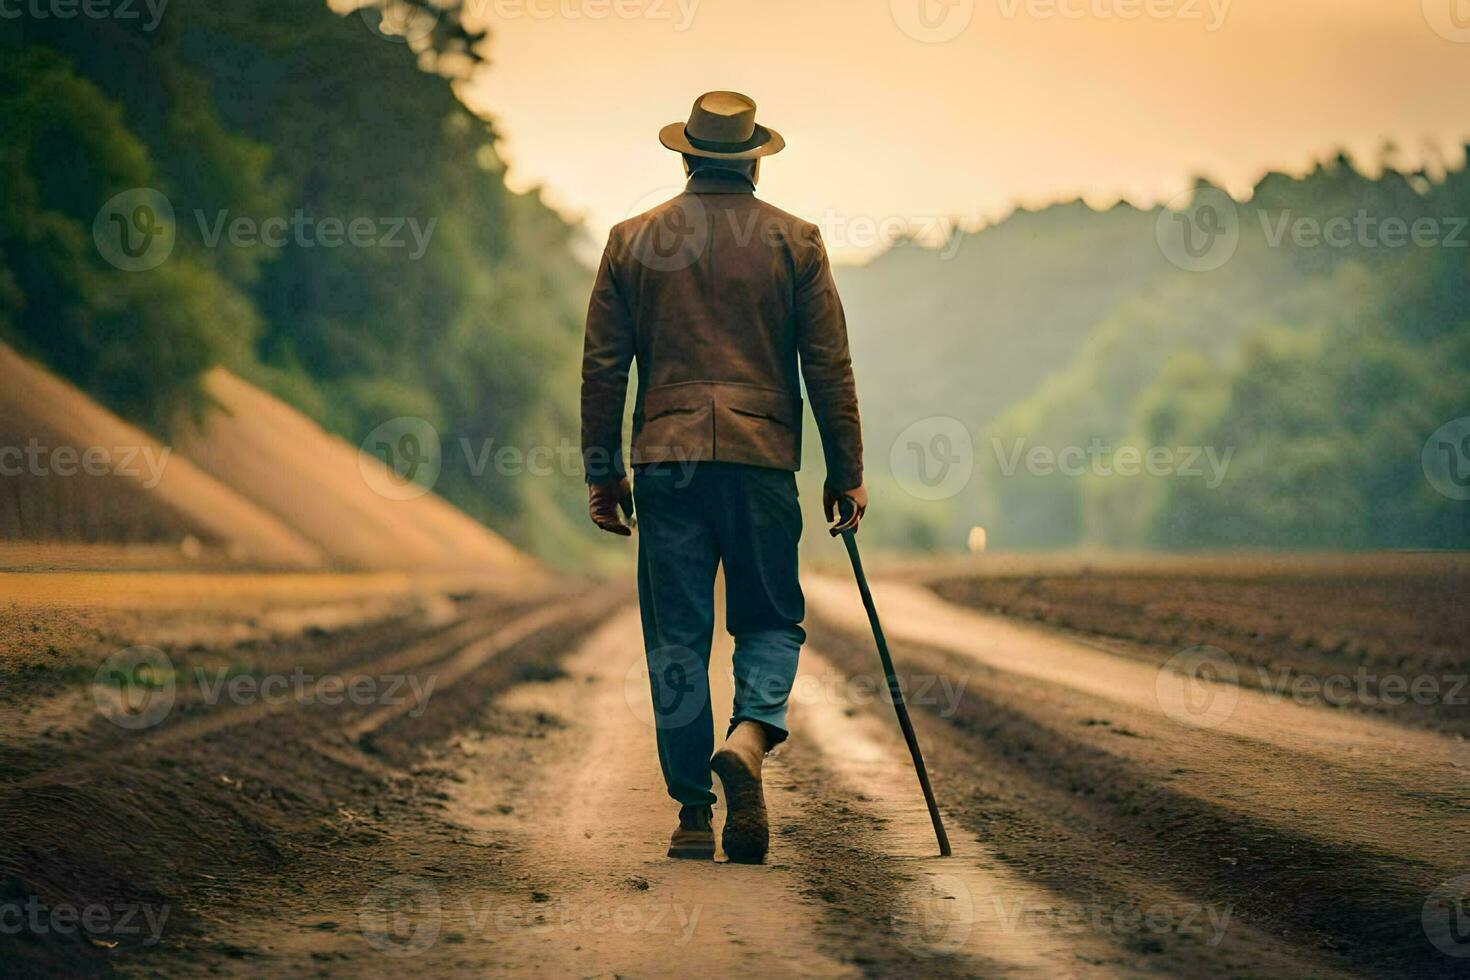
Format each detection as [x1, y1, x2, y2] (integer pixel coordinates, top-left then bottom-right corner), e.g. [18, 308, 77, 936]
[441, 609, 860, 977]
[0, 591, 619, 977]
[805, 576, 1467, 849]
[11, 571, 1457, 976]
[807, 577, 1464, 783]
[438, 602, 1210, 977]
[789, 644, 1361, 977]
[789, 646, 1134, 977]
[803, 575, 1470, 977]
[3, 593, 606, 794]
[344, 596, 606, 741]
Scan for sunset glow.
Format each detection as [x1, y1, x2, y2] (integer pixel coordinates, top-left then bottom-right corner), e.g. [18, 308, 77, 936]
[462, 0, 1470, 259]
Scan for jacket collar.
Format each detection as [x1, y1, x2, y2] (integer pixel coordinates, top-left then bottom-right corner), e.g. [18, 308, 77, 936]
[684, 169, 756, 195]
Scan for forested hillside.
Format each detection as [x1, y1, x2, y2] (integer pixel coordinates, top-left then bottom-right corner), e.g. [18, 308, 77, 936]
[5, 2, 1466, 558]
[836, 152, 1470, 552]
[1, 1, 593, 561]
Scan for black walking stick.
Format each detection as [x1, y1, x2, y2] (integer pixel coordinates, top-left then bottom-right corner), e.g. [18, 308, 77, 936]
[832, 499, 951, 857]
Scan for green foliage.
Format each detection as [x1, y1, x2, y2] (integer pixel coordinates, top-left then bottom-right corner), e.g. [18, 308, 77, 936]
[840, 154, 1470, 552]
[2, 3, 594, 563]
[6, 5, 1465, 558]
[0, 49, 263, 434]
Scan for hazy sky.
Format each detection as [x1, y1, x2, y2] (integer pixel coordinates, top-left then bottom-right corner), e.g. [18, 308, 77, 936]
[452, 0, 1469, 261]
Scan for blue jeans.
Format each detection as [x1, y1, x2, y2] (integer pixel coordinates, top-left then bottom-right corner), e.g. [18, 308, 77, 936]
[634, 462, 805, 807]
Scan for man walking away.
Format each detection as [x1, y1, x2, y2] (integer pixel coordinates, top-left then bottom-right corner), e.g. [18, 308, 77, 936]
[581, 91, 866, 864]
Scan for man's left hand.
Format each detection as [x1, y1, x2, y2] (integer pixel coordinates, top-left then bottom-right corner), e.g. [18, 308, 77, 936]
[824, 483, 867, 535]
[589, 477, 635, 536]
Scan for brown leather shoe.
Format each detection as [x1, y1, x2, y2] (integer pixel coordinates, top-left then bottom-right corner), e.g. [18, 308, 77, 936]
[711, 721, 770, 864]
[668, 804, 715, 860]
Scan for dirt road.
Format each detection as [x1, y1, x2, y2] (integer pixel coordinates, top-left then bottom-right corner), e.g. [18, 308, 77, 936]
[2, 565, 1466, 977]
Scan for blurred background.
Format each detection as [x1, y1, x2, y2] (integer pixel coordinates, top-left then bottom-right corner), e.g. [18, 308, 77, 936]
[4, 7, 1469, 976]
[3, 0, 1468, 569]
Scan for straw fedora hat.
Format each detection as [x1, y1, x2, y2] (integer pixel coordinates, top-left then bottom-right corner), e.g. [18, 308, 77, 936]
[659, 91, 785, 160]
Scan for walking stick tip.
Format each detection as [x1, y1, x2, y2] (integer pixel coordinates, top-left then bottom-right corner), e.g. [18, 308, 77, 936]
[835, 517, 951, 859]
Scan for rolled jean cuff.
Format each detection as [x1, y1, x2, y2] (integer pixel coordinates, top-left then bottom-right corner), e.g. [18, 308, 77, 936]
[674, 785, 719, 807]
[727, 715, 789, 749]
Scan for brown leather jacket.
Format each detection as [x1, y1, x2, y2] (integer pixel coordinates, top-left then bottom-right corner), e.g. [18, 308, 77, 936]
[581, 170, 863, 491]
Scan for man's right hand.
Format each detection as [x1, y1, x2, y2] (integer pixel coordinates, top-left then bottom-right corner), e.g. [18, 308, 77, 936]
[588, 477, 635, 537]
[824, 483, 867, 536]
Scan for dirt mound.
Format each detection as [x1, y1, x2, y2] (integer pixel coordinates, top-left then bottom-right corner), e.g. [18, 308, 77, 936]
[182, 368, 537, 574]
[0, 343, 323, 568]
[927, 553, 1470, 734]
[0, 588, 603, 977]
[0, 343, 539, 574]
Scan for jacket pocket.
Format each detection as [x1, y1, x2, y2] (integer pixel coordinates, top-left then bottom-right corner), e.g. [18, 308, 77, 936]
[712, 384, 803, 470]
[730, 406, 788, 425]
[649, 405, 702, 421]
[634, 384, 714, 464]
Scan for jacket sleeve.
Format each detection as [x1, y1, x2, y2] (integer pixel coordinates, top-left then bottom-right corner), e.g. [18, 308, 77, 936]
[580, 236, 635, 483]
[795, 228, 864, 492]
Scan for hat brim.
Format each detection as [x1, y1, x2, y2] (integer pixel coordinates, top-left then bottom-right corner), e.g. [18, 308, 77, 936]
[659, 121, 785, 160]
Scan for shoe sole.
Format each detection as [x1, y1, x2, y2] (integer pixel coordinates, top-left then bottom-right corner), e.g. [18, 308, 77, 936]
[667, 838, 716, 860]
[711, 750, 768, 864]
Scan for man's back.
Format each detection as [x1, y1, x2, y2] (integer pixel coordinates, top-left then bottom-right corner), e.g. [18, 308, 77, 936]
[582, 168, 863, 490]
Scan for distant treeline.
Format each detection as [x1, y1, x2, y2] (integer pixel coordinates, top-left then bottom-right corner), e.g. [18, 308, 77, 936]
[837, 150, 1470, 551]
[1, 1, 594, 561]
[5, 3, 1466, 557]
